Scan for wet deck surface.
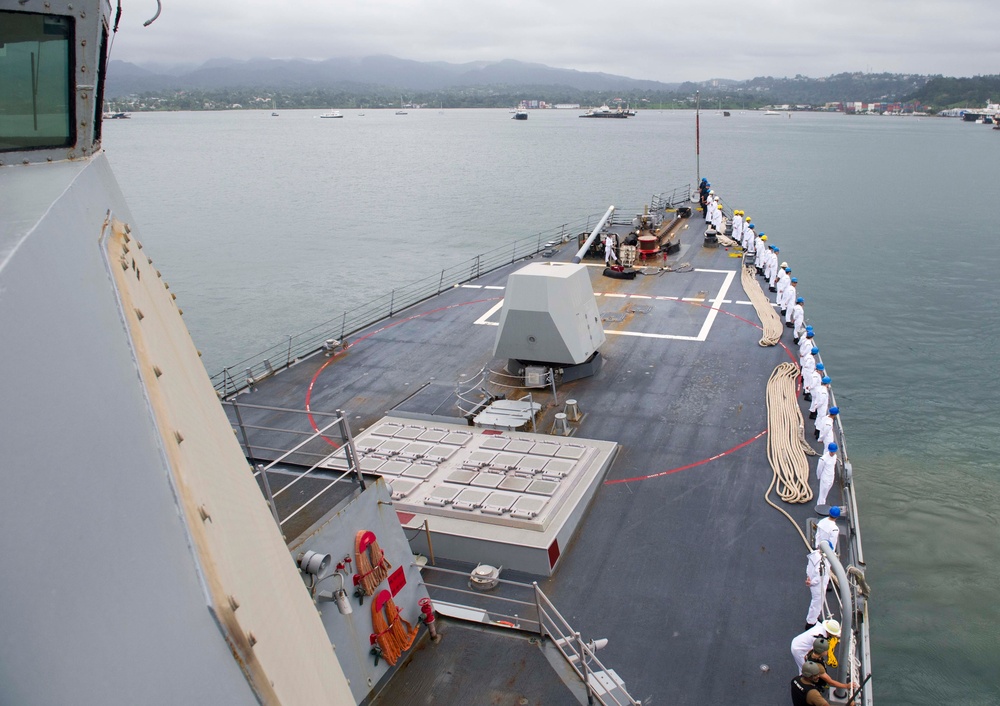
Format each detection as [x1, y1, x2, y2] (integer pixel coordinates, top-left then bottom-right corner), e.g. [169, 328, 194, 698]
[228, 208, 847, 704]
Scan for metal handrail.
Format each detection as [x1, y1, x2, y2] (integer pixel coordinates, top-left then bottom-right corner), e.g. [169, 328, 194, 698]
[211, 187, 692, 397]
[418, 565, 639, 705]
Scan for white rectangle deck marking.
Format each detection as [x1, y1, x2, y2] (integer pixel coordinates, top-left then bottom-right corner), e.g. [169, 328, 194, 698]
[695, 268, 736, 340]
[483, 285, 506, 290]
[460, 284, 483, 289]
[474, 299, 505, 326]
[604, 293, 627, 298]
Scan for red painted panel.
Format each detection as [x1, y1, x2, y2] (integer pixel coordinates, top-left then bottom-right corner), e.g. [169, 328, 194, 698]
[396, 511, 416, 525]
[388, 566, 406, 596]
[547, 539, 560, 568]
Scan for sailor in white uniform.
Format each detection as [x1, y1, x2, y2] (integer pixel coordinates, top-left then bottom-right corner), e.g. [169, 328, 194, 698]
[754, 239, 768, 269]
[706, 194, 717, 223]
[816, 406, 839, 446]
[800, 350, 818, 392]
[814, 506, 841, 554]
[776, 265, 790, 300]
[810, 376, 831, 422]
[804, 549, 830, 627]
[782, 282, 798, 321]
[791, 619, 841, 671]
[789, 297, 805, 332]
[798, 332, 816, 362]
[604, 234, 618, 265]
[803, 363, 824, 401]
[712, 202, 724, 232]
[744, 223, 756, 251]
[815, 442, 839, 507]
[732, 211, 743, 240]
[766, 248, 780, 290]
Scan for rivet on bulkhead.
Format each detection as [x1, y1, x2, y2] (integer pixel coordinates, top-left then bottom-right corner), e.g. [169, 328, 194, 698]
[153, 366, 162, 378]
[228, 595, 240, 612]
[247, 632, 257, 648]
[134, 308, 144, 321]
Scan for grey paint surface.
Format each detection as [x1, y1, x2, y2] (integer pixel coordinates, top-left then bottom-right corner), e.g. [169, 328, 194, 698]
[0, 157, 258, 705]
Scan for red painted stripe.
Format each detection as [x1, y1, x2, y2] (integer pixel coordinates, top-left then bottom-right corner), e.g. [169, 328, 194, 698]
[604, 429, 768, 485]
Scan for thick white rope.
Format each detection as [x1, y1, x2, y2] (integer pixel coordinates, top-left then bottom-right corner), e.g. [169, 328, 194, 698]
[741, 264, 783, 346]
[764, 362, 819, 549]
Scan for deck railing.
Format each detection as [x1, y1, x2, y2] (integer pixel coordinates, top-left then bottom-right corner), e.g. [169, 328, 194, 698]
[210, 186, 692, 398]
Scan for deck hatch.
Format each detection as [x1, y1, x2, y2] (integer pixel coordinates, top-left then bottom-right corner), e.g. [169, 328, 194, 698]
[416, 429, 447, 442]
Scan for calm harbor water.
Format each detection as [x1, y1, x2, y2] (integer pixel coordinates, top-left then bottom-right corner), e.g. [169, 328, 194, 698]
[103, 108, 1000, 705]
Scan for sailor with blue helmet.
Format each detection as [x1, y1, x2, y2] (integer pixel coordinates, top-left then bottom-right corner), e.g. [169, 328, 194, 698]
[798, 331, 816, 361]
[816, 406, 839, 446]
[803, 362, 823, 402]
[816, 442, 839, 508]
[809, 375, 831, 421]
[782, 278, 798, 321]
[814, 507, 841, 555]
[790, 296, 805, 335]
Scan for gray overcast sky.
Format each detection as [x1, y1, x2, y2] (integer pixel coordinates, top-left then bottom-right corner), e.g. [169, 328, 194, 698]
[113, 0, 1000, 82]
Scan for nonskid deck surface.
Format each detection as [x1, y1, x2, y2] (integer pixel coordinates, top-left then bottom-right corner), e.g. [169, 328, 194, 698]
[230, 210, 843, 704]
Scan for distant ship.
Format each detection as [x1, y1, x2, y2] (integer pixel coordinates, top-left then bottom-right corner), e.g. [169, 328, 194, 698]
[579, 105, 629, 118]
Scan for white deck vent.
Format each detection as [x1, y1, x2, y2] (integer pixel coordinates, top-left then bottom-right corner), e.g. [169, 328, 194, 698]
[469, 564, 501, 591]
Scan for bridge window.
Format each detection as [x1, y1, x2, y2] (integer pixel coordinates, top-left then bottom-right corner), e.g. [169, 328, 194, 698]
[0, 12, 74, 152]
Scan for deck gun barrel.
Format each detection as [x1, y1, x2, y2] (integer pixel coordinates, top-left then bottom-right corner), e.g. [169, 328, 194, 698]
[572, 206, 616, 263]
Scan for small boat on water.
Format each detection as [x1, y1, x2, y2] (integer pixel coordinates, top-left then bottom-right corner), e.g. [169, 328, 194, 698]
[579, 105, 629, 118]
[513, 110, 528, 120]
[319, 110, 343, 119]
[764, 109, 781, 116]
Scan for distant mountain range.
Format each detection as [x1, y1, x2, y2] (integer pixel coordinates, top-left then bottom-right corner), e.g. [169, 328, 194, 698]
[107, 57, 1000, 111]
[107, 56, 681, 97]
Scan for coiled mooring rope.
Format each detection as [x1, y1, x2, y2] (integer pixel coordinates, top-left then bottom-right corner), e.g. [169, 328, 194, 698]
[764, 362, 819, 549]
[355, 530, 391, 596]
[741, 264, 783, 346]
[371, 591, 419, 666]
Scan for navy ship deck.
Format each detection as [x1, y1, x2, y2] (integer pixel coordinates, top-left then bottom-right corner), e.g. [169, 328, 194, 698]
[223, 197, 864, 705]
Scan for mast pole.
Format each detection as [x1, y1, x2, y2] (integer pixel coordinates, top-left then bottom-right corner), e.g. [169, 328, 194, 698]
[695, 90, 701, 187]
